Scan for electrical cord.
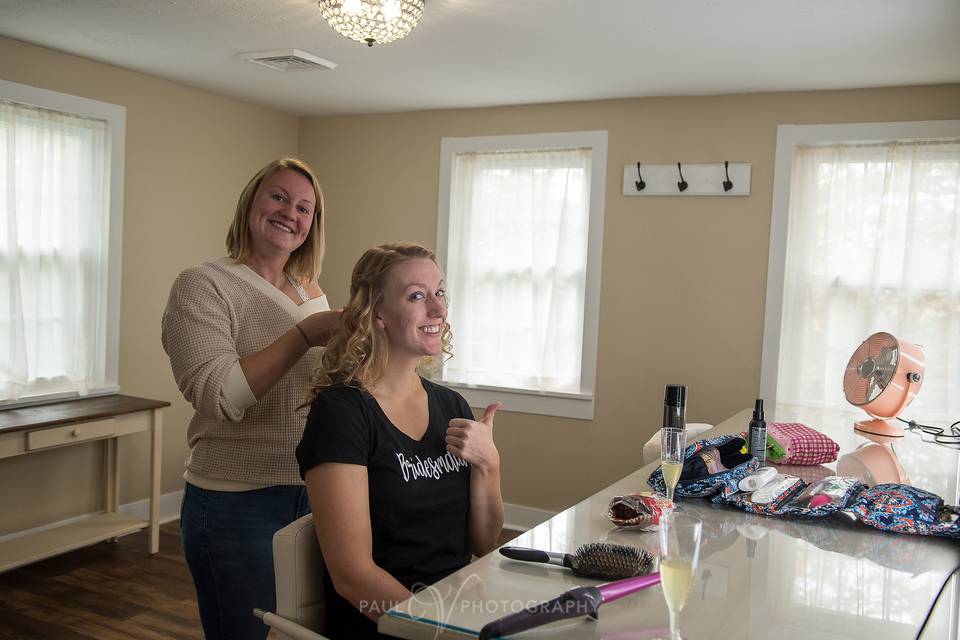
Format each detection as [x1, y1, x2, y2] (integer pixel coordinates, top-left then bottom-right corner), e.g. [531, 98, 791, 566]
[896, 416, 960, 449]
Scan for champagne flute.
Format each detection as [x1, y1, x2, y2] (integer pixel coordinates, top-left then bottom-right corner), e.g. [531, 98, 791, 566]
[660, 427, 686, 503]
[660, 384, 687, 504]
[658, 512, 702, 640]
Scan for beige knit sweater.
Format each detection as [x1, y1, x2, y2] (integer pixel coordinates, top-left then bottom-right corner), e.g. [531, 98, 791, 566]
[162, 258, 329, 486]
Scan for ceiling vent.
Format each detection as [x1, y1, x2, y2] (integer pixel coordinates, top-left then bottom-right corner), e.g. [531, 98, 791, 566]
[238, 49, 337, 72]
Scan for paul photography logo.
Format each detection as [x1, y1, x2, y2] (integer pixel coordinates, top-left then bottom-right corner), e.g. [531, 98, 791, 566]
[361, 572, 596, 640]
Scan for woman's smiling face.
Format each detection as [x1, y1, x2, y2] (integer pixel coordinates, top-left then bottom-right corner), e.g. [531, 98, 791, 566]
[375, 258, 447, 361]
[247, 168, 316, 258]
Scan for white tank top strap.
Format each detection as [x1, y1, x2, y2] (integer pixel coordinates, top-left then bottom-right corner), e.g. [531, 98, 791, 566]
[284, 272, 310, 303]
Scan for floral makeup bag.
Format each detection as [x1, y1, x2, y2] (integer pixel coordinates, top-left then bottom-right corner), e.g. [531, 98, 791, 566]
[648, 435, 960, 539]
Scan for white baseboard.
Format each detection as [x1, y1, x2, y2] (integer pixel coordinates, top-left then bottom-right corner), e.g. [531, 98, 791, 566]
[502, 502, 555, 532]
[0, 489, 184, 544]
[1, 491, 552, 543]
[119, 489, 184, 525]
[127, 495, 555, 536]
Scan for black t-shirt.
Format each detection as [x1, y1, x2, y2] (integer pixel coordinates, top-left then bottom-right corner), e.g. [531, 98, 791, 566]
[296, 377, 474, 639]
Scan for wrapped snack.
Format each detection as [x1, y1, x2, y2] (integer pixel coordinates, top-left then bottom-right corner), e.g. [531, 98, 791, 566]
[606, 492, 673, 531]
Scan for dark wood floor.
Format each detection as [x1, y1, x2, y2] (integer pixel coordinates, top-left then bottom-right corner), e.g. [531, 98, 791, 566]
[0, 522, 201, 640]
[0, 522, 521, 640]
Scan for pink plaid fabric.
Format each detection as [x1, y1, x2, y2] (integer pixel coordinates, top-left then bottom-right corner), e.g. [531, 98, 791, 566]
[767, 422, 839, 466]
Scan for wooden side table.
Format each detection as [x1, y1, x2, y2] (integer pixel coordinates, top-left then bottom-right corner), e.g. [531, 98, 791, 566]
[0, 394, 169, 572]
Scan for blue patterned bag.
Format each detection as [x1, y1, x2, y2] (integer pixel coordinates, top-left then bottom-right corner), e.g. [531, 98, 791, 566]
[648, 434, 760, 502]
[844, 483, 960, 539]
[648, 436, 960, 539]
[731, 475, 864, 518]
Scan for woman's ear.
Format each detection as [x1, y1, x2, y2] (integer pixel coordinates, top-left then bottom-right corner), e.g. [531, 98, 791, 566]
[373, 307, 386, 331]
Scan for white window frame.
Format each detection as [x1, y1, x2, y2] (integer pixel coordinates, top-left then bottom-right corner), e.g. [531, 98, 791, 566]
[759, 120, 960, 408]
[436, 131, 607, 420]
[0, 79, 126, 407]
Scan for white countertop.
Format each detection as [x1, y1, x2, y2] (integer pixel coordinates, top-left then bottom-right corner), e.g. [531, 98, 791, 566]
[381, 407, 960, 640]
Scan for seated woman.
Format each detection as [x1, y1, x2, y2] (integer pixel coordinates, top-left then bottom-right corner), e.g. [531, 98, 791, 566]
[296, 243, 503, 639]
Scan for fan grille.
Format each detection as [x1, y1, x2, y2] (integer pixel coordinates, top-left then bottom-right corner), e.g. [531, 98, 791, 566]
[843, 332, 899, 405]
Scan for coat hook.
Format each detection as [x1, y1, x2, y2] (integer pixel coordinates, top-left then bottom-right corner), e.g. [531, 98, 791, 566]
[635, 162, 646, 192]
[723, 161, 733, 192]
[677, 162, 688, 192]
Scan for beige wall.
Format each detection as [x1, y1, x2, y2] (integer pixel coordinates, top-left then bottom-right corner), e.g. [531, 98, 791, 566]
[299, 85, 960, 511]
[0, 37, 300, 534]
[2, 34, 959, 529]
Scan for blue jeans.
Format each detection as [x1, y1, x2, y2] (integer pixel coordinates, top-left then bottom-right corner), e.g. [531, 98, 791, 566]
[180, 482, 311, 640]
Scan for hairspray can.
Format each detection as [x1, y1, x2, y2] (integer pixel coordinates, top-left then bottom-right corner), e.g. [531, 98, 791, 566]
[662, 384, 687, 431]
[748, 399, 766, 463]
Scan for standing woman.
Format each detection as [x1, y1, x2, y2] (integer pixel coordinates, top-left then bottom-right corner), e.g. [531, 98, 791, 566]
[162, 158, 340, 640]
[296, 243, 503, 639]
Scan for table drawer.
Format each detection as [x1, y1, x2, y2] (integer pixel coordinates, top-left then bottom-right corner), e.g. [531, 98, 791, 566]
[26, 418, 117, 451]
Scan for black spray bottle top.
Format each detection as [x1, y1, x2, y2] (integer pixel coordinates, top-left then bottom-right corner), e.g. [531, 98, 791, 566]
[752, 398, 764, 421]
[663, 384, 687, 430]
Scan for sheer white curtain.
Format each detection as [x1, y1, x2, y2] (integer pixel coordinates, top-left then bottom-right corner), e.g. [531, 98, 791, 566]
[777, 140, 960, 421]
[0, 100, 111, 401]
[443, 148, 591, 393]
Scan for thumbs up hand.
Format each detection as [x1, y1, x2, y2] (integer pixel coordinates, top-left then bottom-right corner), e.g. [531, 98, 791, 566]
[446, 402, 501, 472]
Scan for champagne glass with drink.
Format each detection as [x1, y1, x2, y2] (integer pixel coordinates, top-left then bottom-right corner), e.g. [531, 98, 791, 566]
[658, 512, 702, 640]
[660, 384, 687, 503]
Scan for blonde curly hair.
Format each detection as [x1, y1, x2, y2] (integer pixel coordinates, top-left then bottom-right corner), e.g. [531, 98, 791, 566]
[304, 243, 452, 403]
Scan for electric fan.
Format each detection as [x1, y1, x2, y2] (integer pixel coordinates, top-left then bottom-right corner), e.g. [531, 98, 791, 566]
[843, 332, 925, 439]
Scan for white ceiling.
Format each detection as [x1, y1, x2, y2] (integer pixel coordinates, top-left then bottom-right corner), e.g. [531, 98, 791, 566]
[2, 0, 959, 117]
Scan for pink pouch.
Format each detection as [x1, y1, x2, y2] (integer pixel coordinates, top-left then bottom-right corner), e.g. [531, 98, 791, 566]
[767, 422, 839, 466]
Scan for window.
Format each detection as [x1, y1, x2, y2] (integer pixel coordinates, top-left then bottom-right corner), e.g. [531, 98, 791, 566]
[436, 131, 607, 419]
[0, 80, 125, 406]
[761, 121, 960, 421]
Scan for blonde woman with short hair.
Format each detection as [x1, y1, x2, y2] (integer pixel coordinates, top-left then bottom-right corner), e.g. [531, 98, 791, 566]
[162, 158, 341, 640]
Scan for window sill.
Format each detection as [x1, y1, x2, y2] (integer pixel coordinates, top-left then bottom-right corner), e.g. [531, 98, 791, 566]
[437, 380, 594, 420]
[0, 386, 121, 411]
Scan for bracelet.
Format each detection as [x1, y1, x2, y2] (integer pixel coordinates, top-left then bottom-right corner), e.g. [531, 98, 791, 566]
[294, 323, 310, 347]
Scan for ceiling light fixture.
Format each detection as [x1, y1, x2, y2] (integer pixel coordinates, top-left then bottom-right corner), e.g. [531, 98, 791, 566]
[318, 0, 424, 47]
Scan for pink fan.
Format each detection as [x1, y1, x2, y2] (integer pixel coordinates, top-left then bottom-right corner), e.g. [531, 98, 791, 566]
[843, 332, 925, 439]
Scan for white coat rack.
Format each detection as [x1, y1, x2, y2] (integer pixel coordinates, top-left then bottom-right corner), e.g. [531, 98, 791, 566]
[622, 162, 751, 197]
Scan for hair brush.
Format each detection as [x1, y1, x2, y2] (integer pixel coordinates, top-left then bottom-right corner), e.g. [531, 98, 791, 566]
[478, 571, 662, 640]
[499, 542, 653, 580]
